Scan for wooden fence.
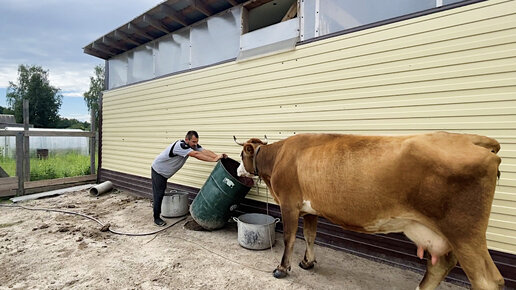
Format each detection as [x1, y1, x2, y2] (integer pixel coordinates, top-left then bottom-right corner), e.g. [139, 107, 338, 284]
[0, 100, 97, 197]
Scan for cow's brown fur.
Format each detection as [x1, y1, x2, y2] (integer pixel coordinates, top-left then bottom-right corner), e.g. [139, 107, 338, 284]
[237, 131, 504, 290]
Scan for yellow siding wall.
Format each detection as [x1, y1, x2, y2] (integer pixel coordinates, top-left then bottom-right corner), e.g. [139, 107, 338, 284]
[102, 0, 516, 254]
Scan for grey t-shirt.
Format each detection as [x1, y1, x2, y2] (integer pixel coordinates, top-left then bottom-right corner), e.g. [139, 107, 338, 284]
[151, 140, 203, 178]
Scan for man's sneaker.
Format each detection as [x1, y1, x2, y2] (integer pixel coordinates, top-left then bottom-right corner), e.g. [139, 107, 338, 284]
[154, 217, 166, 226]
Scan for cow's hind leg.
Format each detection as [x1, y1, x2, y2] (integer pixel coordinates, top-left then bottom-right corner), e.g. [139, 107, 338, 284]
[273, 206, 300, 278]
[299, 214, 317, 270]
[418, 251, 457, 290]
[452, 241, 504, 289]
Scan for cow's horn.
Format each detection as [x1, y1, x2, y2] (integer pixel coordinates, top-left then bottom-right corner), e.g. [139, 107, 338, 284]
[263, 135, 268, 145]
[233, 136, 244, 146]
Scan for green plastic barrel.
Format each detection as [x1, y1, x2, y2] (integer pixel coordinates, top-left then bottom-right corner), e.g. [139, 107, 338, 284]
[190, 158, 254, 230]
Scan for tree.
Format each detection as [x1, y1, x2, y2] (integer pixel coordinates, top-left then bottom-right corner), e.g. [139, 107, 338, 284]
[0, 105, 14, 115]
[6, 65, 63, 128]
[56, 117, 90, 131]
[83, 65, 104, 129]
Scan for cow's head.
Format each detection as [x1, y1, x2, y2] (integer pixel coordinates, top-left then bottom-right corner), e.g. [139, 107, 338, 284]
[233, 136, 268, 178]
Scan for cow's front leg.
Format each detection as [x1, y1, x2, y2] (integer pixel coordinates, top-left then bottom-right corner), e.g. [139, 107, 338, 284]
[273, 206, 300, 278]
[299, 214, 317, 270]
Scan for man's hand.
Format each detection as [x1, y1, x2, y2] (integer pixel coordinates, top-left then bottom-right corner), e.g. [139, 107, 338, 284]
[189, 150, 228, 162]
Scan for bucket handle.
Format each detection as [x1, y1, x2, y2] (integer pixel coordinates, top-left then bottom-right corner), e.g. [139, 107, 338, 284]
[171, 192, 187, 200]
[232, 217, 281, 224]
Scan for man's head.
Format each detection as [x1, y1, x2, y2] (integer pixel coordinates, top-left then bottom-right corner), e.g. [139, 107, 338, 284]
[185, 130, 199, 148]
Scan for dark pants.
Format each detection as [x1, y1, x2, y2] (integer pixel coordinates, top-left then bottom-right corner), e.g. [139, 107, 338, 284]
[151, 168, 168, 219]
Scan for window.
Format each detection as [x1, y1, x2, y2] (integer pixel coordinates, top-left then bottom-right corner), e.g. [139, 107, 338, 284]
[244, 0, 297, 33]
[238, 0, 299, 61]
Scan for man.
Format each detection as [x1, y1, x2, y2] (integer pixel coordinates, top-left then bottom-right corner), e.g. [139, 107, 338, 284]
[151, 130, 227, 226]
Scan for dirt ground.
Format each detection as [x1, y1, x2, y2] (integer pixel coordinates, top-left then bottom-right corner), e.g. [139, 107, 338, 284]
[0, 188, 466, 290]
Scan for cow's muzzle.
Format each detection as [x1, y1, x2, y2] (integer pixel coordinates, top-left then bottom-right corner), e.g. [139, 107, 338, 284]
[236, 162, 254, 178]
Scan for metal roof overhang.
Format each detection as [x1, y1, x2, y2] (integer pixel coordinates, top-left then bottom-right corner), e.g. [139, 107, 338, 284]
[83, 0, 254, 60]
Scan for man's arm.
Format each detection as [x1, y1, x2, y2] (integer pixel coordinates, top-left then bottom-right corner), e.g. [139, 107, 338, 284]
[201, 149, 218, 159]
[188, 150, 226, 162]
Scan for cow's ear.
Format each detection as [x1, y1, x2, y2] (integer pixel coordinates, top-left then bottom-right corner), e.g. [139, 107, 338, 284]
[244, 144, 254, 155]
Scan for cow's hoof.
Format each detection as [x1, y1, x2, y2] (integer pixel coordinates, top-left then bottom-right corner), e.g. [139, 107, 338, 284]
[299, 260, 315, 270]
[273, 269, 288, 279]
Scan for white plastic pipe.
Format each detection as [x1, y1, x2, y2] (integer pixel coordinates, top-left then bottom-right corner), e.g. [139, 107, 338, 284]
[89, 181, 113, 196]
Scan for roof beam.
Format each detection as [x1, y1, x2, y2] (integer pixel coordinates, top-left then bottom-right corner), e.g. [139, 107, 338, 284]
[114, 30, 142, 46]
[190, 0, 214, 16]
[143, 14, 171, 34]
[160, 5, 189, 27]
[226, 0, 238, 6]
[245, 0, 274, 10]
[102, 36, 128, 51]
[127, 23, 154, 40]
[281, 1, 297, 22]
[91, 42, 119, 56]
[83, 47, 109, 60]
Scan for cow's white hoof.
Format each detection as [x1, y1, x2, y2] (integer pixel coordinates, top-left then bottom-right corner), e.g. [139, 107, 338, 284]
[273, 268, 288, 279]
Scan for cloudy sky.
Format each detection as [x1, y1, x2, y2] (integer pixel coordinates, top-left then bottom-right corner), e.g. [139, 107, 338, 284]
[0, 0, 162, 122]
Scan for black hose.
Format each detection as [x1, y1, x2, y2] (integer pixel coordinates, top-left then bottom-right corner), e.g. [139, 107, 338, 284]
[0, 203, 186, 236]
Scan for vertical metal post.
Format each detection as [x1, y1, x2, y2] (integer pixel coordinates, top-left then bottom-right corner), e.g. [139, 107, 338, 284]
[23, 99, 30, 182]
[104, 60, 109, 91]
[16, 132, 24, 196]
[299, 0, 305, 41]
[314, 0, 320, 37]
[90, 110, 96, 175]
[96, 92, 103, 184]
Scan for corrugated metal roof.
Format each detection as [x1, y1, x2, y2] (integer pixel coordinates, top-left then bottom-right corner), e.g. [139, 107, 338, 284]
[3, 127, 83, 132]
[83, 0, 249, 60]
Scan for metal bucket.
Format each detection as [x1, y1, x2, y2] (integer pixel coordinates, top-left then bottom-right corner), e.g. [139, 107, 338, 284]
[161, 189, 189, 218]
[233, 213, 280, 250]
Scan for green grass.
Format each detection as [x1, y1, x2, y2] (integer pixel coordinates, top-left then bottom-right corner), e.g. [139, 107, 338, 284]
[0, 153, 91, 181]
[0, 197, 13, 204]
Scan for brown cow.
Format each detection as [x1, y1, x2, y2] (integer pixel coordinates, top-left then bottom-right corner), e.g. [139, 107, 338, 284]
[234, 131, 504, 290]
